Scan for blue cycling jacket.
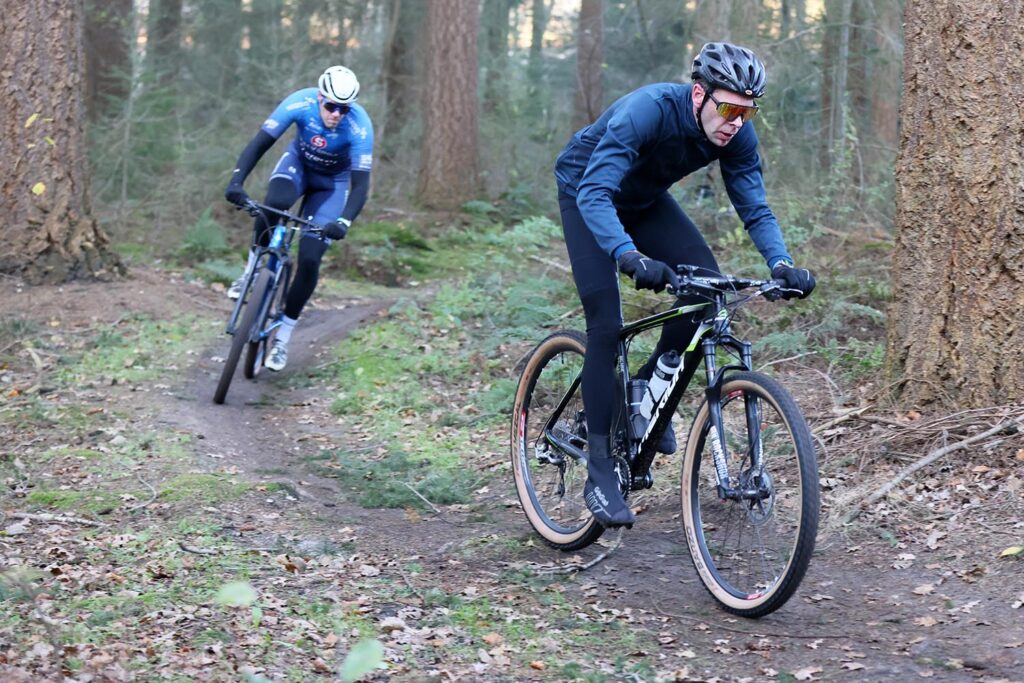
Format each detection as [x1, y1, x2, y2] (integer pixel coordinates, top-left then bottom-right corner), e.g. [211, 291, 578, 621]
[555, 83, 791, 268]
[261, 88, 374, 176]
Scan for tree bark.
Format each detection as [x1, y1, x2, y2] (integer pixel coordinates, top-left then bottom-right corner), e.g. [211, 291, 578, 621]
[145, 0, 182, 83]
[482, 0, 516, 113]
[886, 0, 1024, 406]
[381, 0, 425, 139]
[84, 0, 132, 119]
[416, 0, 480, 208]
[0, 1, 120, 283]
[572, 0, 604, 131]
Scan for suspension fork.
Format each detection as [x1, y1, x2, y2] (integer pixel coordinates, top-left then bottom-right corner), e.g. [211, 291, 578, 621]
[702, 335, 757, 499]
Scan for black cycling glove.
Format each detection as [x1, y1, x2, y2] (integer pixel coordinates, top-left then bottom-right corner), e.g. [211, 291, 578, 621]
[771, 262, 816, 299]
[224, 182, 250, 207]
[321, 218, 349, 241]
[617, 250, 680, 293]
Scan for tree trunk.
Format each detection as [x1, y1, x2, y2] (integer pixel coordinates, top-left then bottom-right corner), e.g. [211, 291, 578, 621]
[690, 0, 732, 46]
[886, 0, 1024, 407]
[84, 0, 132, 120]
[193, 0, 243, 99]
[820, 0, 853, 173]
[572, 0, 604, 131]
[381, 0, 425, 140]
[481, 0, 515, 113]
[0, 2, 120, 283]
[145, 0, 183, 83]
[416, 0, 480, 208]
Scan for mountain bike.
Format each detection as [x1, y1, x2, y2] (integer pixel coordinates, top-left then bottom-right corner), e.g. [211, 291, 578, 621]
[511, 267, 819, 617]
[213, 201, 325, 405]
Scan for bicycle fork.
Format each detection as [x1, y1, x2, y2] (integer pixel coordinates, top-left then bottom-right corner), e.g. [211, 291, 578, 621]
[702, 338, 768, 503]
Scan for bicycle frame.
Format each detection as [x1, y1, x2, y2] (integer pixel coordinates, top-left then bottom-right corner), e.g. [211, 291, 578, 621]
[541, 275, 777, 500]
[224, 219, 298, 339]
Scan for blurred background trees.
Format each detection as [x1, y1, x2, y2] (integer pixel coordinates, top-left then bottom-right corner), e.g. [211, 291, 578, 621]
[67, 0, 903, 249]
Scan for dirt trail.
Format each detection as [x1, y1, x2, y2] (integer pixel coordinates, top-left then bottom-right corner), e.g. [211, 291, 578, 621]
[3, 268, 1023, 681]
[163, 290, 1023, 681]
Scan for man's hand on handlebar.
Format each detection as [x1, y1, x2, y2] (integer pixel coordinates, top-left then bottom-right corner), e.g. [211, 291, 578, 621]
[771, 261, 816, 300]
[617, 250, 680, 294]
[321, 219, 348, 241]
[224, 181, 250, 208]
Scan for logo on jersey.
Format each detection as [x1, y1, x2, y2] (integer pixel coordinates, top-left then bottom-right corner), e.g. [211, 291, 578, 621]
[347, 120, 369, 140]
[311, 135, 327, 149]
[286, 101, 308, 111]
[262, 119, 279, 130]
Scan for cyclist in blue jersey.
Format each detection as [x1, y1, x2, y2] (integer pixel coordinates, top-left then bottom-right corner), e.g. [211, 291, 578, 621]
[555, 43, 816, 528]
[224, 65, 374, 372]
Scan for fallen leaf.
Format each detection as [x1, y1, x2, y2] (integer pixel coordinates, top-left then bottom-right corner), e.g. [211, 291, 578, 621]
[842, 662, 866, 671]
[529, 661, 546, 671]
[793, 666, 823, 680]
[999, 546, 1023, 558]
[482, 633, 502, 646]
[913, 584, 934, 596]
[915, 616, 939, 627]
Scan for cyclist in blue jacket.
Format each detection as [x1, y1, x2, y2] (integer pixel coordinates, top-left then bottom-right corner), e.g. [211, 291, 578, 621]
[224, 65, 374, 372]
[555, 43, 816, 528]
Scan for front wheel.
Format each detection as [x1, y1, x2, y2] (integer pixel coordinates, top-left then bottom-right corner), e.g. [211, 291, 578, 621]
[214, 269, 273, 404]
[511, 330, 604, 551]
[680, 371, 819, 617]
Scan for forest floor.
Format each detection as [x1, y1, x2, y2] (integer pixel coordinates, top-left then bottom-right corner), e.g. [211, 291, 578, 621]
[1, 263, 1022, 683]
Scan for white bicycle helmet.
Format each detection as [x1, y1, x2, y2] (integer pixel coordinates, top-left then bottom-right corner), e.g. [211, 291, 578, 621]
[318, 65, 360, 104]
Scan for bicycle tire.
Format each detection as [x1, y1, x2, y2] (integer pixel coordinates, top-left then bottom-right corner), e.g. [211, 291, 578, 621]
[214, 269, 273, 404]
[680, 371, 819, 617]
[244, 261, 289, 379]
[511, 330, 605, 551]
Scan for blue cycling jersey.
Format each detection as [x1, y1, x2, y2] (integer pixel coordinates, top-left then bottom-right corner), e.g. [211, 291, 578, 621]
[261, 87, 374, 176]
[555, 83, 790, 268]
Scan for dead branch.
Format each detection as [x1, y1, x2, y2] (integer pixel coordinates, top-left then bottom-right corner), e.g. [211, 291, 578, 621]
[535, 528, 624, 575]
[528, 254, 571, 273]
[401, 482, 441, 514]
[128, 472, 158, 512]
[843, 414, 1024, 524]
[178, 542, 218, 556]
[812, 404, 873, 434]
[5, 512, 108, 528]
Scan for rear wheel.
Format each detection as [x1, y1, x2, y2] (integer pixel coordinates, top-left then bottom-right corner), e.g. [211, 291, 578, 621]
[214, 269, 273, 404]
[511, 331, 605, 551]
[680, 371, 819, 617]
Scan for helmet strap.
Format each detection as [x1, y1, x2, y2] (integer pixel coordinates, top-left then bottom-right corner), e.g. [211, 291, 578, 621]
[695, 86, 713, 142]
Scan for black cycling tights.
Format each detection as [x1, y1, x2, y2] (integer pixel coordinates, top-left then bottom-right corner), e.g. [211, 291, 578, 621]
[559, 191, 720, 437]
[254, 177, 329, 321]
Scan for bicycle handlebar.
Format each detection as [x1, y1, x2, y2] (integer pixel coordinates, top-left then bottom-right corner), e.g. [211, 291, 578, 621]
[236, 199, 326, 232]
[670, 264, 794, 301]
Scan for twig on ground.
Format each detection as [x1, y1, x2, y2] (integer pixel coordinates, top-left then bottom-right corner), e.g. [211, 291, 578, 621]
[528, 254, 571, 273]
[129, 472, 158, 512]
[402, 482, 442, 514]
[812, 404, 873, 434]
[535, 528, 624, 575]
[758, 351, 817, 370]
[178, 541, 218, 556]
[5, 512, 108, 528]
[844, 414, 1024, 524]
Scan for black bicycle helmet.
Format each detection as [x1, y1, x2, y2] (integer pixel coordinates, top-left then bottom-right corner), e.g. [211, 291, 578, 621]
[691, 42, 767, 98]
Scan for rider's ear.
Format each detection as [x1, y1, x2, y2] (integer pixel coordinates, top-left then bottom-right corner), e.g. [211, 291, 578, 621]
[692, 82, 705, 107]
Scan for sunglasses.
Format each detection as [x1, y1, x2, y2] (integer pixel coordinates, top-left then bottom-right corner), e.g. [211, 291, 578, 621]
[707, 92, 759, 124]
[321, 100, 350, 114]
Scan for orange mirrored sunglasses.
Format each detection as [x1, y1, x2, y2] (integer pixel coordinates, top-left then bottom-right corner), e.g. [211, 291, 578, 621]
[708, 93, 759, 123]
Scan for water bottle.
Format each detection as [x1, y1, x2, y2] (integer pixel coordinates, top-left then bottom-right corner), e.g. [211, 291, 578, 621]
[627, 379, 649, 440]
[639, 351, 681, 420]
